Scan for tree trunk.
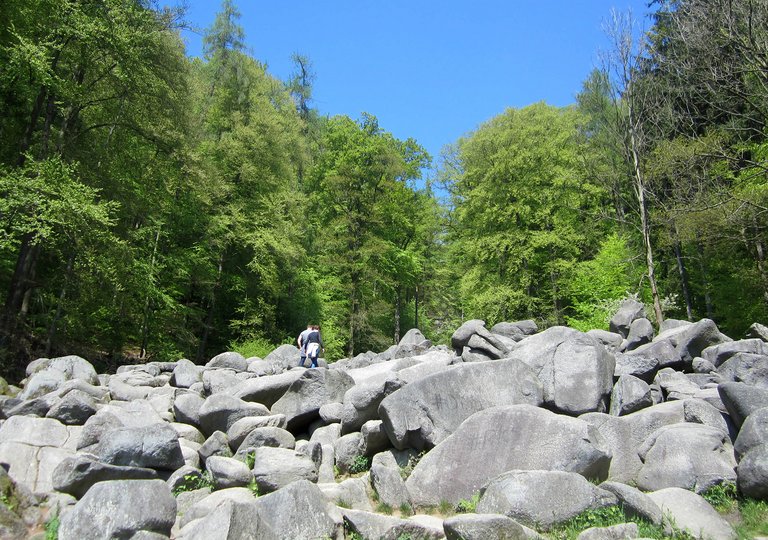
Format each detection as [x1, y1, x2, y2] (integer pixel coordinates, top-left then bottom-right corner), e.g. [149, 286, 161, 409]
[45, 251, 75, 355]
[671, 222, 693, 320]
[627, 108, 664, 326]
[414, 285, 419, 331]
[140, 226, 162, 359]
[394, 287, 401, 345]
[1, 234, 42, 343]
[196, 252, 224, 363]
[696, 239, 714, 319]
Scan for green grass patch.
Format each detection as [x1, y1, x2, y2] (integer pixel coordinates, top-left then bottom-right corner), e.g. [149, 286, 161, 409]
[377, 502, 393, 515]
[735, 498, 768, 539]
[456, 492, 480, 513]
[45, 513, 60, 540]
[547, 505, 695, 540]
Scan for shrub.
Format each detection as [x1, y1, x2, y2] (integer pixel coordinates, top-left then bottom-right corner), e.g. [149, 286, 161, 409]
[377, 502, 393, 515]
[172, 472, 213, 496]
[349, 455, 370, 474]
[399, 502, 414, 516]
[456, 492, 480, 513]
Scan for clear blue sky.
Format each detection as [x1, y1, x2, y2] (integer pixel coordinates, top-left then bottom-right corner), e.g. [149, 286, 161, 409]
[179, 1, 652, 168]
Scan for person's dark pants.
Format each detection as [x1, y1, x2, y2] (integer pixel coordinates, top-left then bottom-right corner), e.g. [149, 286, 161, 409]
[298, 354, 306, 367]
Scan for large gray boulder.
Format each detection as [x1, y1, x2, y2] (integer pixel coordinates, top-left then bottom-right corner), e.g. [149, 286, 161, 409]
[702, 339, 768, 367]
[652, 318, 732, 366]
[198, 393, 270, 436]
[379, 359, 543, 450]
[443, 513, 529, 540]
[647, 487, 735, 540]
[370, 463, 410, 508]
[317, 476, 374, 511]
[58, 479, 176, 540]
[340, 374, 403, 435]
[598, 481, 663, 525]
[734, 407, 768, 460]
[176, 499, 259, 540]
[249, 480, 343, 539]
[0, 415, 80, 493]
[227, 415, 288, 451]
[399, 328, 430, 347]
[20, 355, 99, 400]
[624, 318, 654, 351]
[717, 353, 768, 387]
[718, 382, 768, 428]
[609, 300, 645, 338]
[170, 359, 203, 388]
[635, 423, 736, 493]
[206, 351, 248, 371]
[235, 426, 295, 455]
[45, 389, 99, 425]
[405, 404, 612, 506]
[609, 374, 652, 416]
[507, 326, 615, 415]
[271, 368, 355, 431]
[581, 401, 686, 483]
[264, 344, 302, 373]
[178, 487, 256, 529]
[737, 444, 768, 500]
[748, 323, 768, 342]
[475, 470, 617, 530]
[233, 370, 304, 408]
[491, 320, 538, 342]
[173, 392, 205, 428]
[52, 453, 158, 499]
[451, 319, 509, 359]
[250, 447, 318, 493]
[95, 422, 185, 471]
[206, 456, 253, 490]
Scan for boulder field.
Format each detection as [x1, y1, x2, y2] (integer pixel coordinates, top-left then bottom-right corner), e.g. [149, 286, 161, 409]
[0, 305, 767, 539]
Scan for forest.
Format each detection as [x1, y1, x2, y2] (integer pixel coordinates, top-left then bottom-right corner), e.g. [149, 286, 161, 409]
[1, 0, 767, 380]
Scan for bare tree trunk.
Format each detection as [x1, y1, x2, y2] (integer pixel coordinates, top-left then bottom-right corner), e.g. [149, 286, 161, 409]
[414, 285, 419, 331]
[671, 222, 693, 320]
[696, 239, 714, 319]
[394, 287, 401, 345]
[140, 226, 162, 359]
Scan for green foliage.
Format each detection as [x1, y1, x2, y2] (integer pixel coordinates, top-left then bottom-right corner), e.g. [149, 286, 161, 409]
[565, 233, 638, 331]
[399, 502, 414, 516]
[399, 451, 426, 480]
[172, 472, 214, 496]
[456, 492, 481, 514]
[247, 478, 260, 497]
[349, 455, 371, 474]
[547, 505, 695, 540]
[377, 502, 393, 515]
[45, 513, 60, 540]
[702, 482, 739, 513]
[438, 500, 454, 515]
[736, 499, 768, 539]
[336, 499, 351, 509]
[229, 336, 278, 359]
[245, 451, 256, 469]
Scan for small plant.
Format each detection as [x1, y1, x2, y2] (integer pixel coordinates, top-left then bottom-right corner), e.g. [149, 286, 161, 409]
[349, 455, 371, 474]
[377, 502, 393, 515]
[438, 499, 454, 515]
[456, 491, 481, 513]
[247, 478, 260, 497]
[396, 533, 413, 540]
[399, 451, 426, 480]
[399, 502, 414, 516]
[245, 451, 256, 469]
[172, 472, 213, 496]
[336, 499, 351, 509]
[347, 532, 364, 540]
[702, 482, 738, 513]
[45, 513, 60, 540]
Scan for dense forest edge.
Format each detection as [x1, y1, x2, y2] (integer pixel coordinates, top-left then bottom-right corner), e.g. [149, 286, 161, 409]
[1, 0, 767, 382]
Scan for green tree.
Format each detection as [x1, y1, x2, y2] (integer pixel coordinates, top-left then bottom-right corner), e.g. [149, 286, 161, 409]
[448, 102, 607, 327]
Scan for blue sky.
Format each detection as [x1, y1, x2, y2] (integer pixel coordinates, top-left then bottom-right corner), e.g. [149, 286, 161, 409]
[180, 1, 652, 168]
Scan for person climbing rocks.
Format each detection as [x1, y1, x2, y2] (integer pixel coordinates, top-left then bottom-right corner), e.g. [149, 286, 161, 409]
[297, 324, 312, 367]
[304, 325, 324, 368]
